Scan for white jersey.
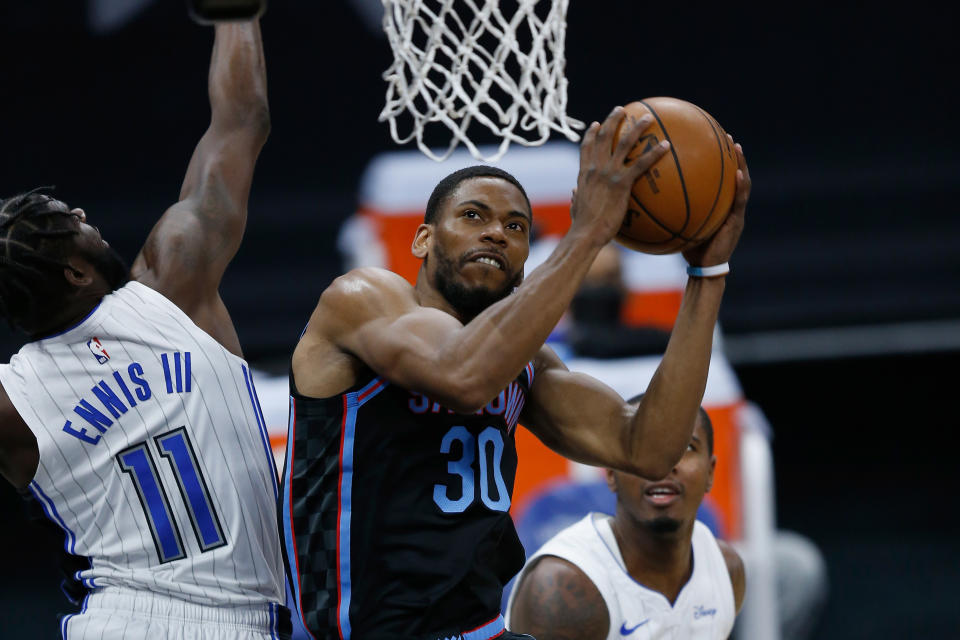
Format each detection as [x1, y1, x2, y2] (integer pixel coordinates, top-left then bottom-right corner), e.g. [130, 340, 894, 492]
[506, 513, 736, 640]
[0, 281, 284, 607]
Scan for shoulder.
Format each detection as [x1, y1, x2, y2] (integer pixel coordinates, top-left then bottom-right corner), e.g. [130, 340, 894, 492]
[318, 267, 417, 316]
[303, 268, 414, 335]
[510, 554, 610, 640]
[716, 539, 746, 613]
[295, 268, 421, 372]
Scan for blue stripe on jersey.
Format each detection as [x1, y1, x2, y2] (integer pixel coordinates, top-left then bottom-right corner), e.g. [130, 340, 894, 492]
[30, 482, 77, 553]
[59, 595, 89, 636]
[337, 378, 388, 640]
[73, 570, 94, 590]
[356, 377, 384, 402]
[242, 364, 279, 500]
[269, 602, 277, 640]
[460, 614, 505, 640]
[283, 396, 317, 640]
[338, 395, 358, 640]
[60, 611, 73, 639]
[249, 370, 279, 482]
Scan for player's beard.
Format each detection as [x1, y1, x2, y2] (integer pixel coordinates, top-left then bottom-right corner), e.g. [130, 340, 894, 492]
[83, 243, 129, 292]
[432, 247, 518, 321]
[644, 516, 683, 535]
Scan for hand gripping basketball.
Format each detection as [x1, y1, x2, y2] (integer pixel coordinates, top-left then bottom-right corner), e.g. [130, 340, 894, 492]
[570, 107, 671, 245]
[681, 136, 750, 269]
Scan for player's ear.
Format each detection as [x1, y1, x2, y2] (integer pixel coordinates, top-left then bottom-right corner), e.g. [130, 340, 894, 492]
[412, 223, 432, 259]
[604, 468, 617, 493]
[64, 256, 94, 287]
[705, 454, 717, 493]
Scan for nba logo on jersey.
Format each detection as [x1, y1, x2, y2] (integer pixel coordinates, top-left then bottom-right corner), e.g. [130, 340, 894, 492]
[87, 337, 110, 364]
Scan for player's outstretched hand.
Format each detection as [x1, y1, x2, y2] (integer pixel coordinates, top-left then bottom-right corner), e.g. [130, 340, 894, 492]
[570, 106, 670, 245]
[682, 135, 750, 268]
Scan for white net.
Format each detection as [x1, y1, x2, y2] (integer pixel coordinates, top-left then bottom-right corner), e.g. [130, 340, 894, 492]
[379, 0, 584, 162]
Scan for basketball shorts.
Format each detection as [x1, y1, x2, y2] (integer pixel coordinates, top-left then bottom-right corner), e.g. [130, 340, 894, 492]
[60, 588, 291, 639]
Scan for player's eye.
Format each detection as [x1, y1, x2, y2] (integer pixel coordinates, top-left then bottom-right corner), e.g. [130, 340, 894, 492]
[507, 222, 525, 232]
[463, 209, 480, 219]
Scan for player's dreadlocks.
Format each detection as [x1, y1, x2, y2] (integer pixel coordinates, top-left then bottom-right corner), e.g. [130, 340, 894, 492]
[0, 188, 80, 333]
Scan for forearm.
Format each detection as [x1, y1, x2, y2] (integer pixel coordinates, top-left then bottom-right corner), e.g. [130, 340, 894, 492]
[630, 276, 725, 477]
[443, 229, 606, 405]
[209, 22, 269, 132]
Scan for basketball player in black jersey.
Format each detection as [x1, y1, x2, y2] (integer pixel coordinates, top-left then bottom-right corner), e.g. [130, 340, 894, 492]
[281, 108, 750, 640]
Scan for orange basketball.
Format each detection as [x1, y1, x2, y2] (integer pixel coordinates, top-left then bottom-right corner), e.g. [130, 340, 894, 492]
[614, 97, 737, 254]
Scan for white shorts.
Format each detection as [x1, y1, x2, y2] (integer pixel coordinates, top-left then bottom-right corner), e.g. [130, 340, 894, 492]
[61, 588, 289, 640]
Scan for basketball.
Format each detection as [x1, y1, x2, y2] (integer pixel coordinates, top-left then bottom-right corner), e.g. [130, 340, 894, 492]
[614, 97, 737, 255]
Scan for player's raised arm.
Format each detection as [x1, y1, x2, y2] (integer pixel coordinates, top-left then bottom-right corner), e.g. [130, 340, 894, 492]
[131, 21, 269, 354]
[519, 144, 750, 479]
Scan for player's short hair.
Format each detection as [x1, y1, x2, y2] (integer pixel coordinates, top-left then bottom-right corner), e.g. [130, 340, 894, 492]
[627, 392, 714, 455]
[0, 188, 80, 333]
[423, 165, 532, 225]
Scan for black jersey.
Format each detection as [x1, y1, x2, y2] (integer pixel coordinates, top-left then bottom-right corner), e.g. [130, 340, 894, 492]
[280, 362, 535, 640]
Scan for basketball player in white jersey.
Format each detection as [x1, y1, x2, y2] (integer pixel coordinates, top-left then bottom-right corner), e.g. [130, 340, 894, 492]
[0, 18, 288, 640]
[506, 402, 745, 640]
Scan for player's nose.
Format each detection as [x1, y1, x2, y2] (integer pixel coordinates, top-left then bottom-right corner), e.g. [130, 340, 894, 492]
[480, 221, 507, 245]
[71, 208, 87, 223]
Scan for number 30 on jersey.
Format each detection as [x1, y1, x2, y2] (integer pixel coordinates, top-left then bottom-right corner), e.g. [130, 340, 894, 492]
[434, 426, 510, 513]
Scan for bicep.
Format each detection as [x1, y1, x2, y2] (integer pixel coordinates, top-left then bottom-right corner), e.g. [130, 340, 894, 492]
[309, 271, 479, 410]
[509, 556, 609, 640]
[342, 307, 471, 405]
[521, 350, 633, 469]
[719, 541, 747, 614]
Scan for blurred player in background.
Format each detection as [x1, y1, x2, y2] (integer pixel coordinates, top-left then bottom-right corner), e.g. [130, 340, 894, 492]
[536, 244, 829, 640]
[0, 18, 289, 640]
[281, 109, 750, 639]
[505, 400, 745, 639]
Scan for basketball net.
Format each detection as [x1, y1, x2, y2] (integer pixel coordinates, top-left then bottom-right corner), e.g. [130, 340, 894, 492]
[379, 0, 584, 162]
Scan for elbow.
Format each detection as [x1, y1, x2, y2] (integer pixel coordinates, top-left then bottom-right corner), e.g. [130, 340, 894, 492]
[632, 458, 675, 482]
[440, 371, 500, 415]
[246, 103, 271, 142]
[624, 445, 681, 481]
[443, 385, 489, 415]
[212, 100, 271, 143]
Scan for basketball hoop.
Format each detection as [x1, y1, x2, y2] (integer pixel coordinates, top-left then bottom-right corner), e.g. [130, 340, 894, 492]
[379, 0, 584, 162]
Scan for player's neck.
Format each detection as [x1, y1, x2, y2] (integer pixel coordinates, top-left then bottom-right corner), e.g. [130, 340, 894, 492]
[30, 289, 108, 340]
[413, 274, 470, 323]
[611, 513, 695, 605]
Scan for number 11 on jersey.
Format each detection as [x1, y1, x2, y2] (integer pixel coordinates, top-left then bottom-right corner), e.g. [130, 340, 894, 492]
[117, 426, 226, 563]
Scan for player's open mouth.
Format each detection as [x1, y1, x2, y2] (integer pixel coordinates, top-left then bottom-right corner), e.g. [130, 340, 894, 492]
[645, 483, 681, 506]
[471, 256, 504, 270]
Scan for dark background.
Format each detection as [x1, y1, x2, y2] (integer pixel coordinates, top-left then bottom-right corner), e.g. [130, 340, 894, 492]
[1, 1, 958, 638]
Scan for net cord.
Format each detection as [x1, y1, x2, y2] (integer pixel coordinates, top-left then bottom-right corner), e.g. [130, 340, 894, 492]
[379, 0, 584, 161]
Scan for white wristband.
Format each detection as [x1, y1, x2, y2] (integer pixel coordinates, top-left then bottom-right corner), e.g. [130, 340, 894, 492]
[686, 262, 730, 278]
